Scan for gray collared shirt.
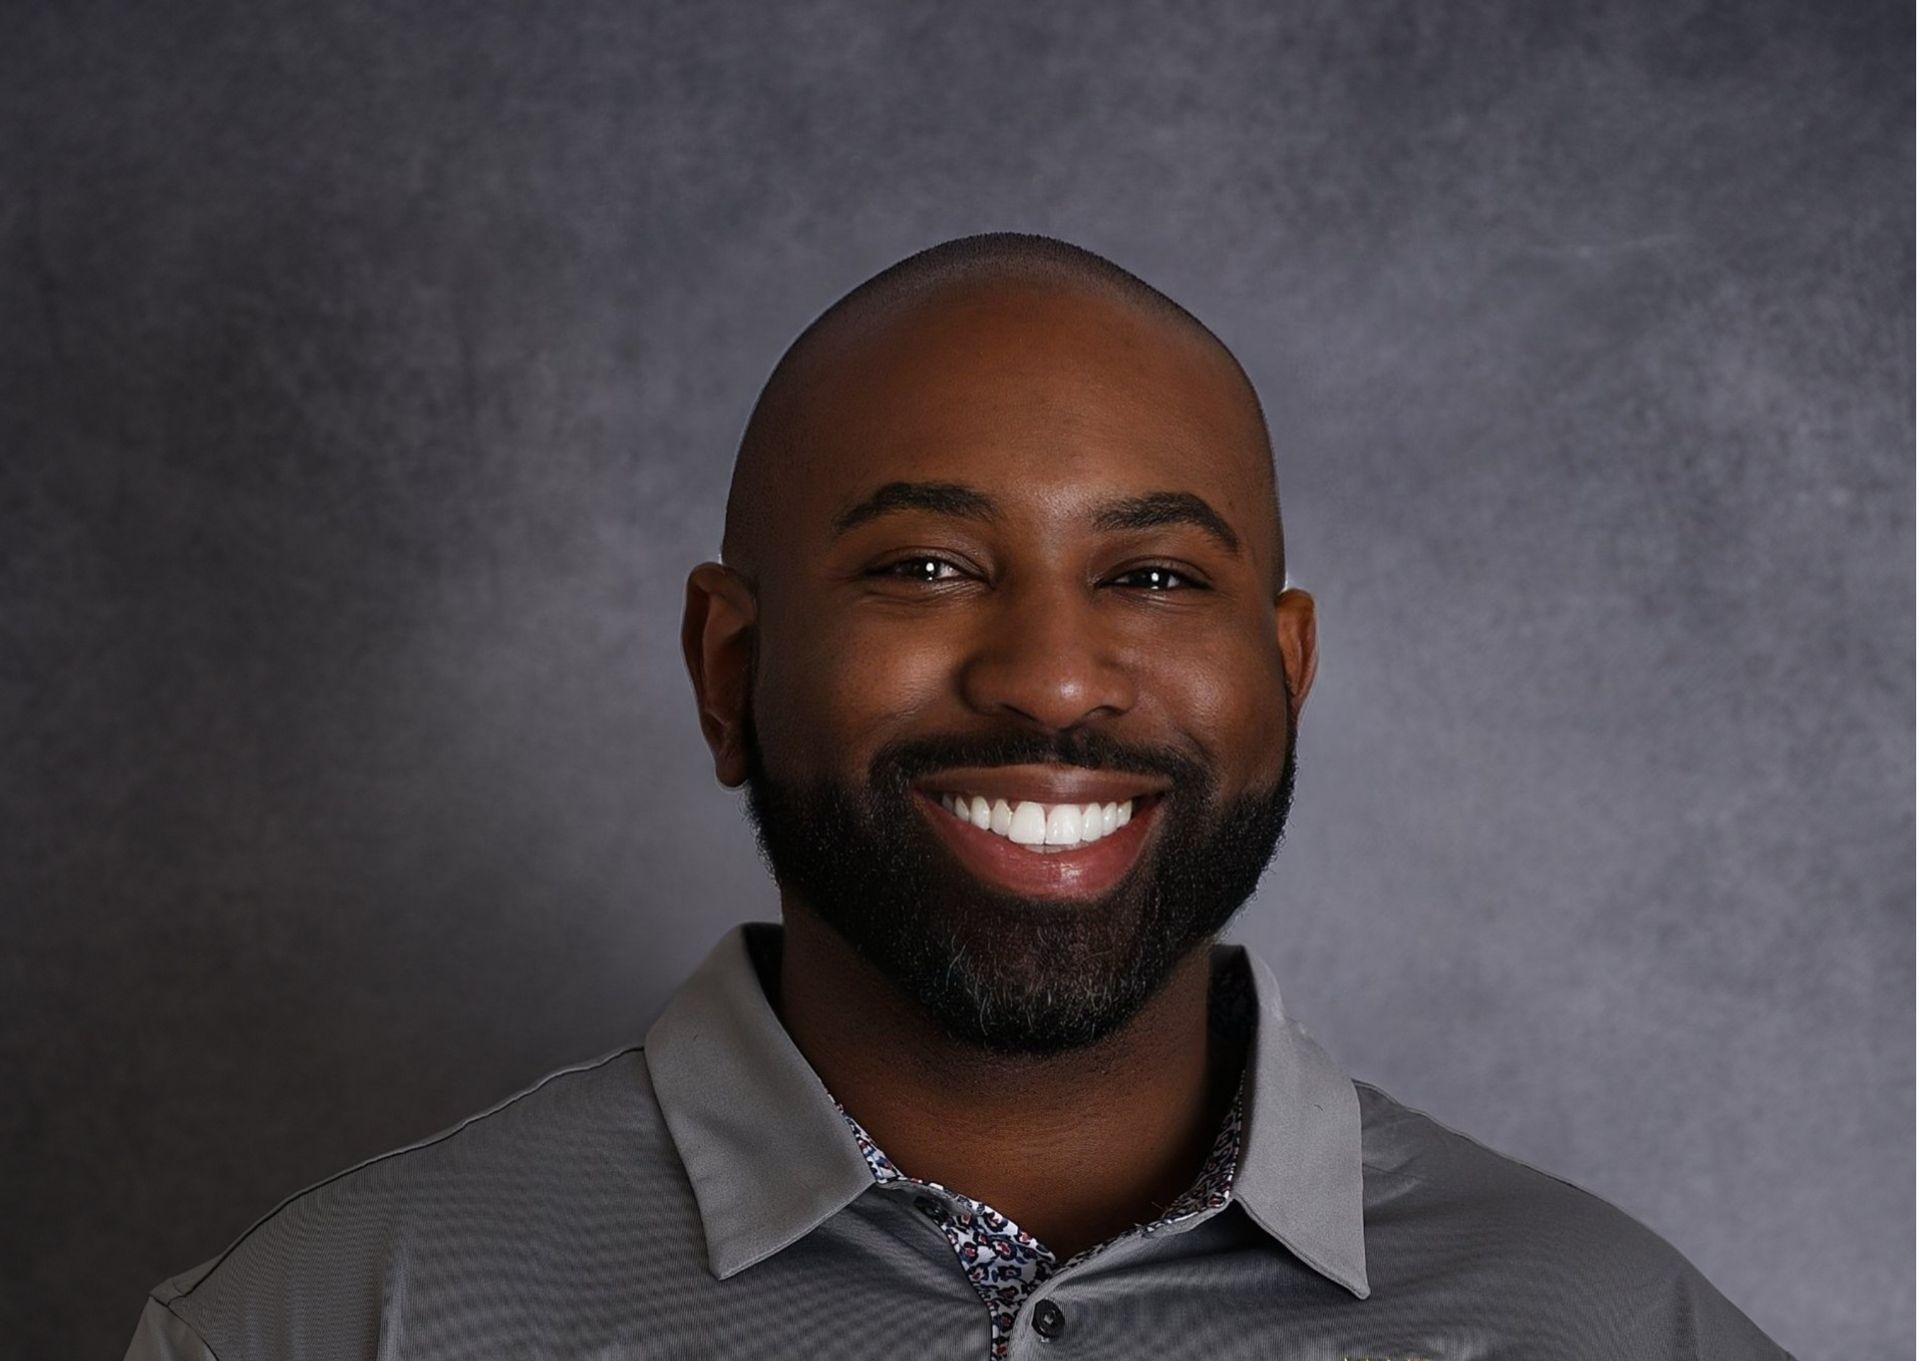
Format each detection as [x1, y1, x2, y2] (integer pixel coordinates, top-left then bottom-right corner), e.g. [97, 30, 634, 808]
[124, 922, 1793, 1360]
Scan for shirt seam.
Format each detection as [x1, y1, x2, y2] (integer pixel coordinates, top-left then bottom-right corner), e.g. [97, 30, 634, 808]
[158, 1296, 226, 1361]
[169, 1043, 647, 1305]
[1354, 1077, 1654, 1207]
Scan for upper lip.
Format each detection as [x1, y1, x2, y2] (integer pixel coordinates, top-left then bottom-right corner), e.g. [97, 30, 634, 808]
[912, 765, 1170, 806]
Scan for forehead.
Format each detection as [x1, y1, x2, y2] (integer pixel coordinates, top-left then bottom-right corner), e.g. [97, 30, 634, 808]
[783, 280, 1272, 537]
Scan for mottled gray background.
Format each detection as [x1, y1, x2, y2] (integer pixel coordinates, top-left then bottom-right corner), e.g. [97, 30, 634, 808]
[2, 2, 1910, 1357]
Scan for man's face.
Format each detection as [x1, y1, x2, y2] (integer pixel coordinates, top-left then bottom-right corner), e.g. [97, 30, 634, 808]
[725, 281, 1312, 1057]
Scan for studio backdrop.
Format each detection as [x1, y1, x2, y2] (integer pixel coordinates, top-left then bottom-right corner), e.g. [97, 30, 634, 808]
[2, 3, 1910, 1357]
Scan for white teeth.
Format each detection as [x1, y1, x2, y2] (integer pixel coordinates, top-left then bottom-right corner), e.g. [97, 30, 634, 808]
[934, 793, 1138, 851]
[1008, 801, 1048, 845]
[1043, 804, 1082, 845]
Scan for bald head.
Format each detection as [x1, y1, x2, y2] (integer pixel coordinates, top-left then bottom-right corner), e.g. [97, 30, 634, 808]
[722, 233, 1285, 591]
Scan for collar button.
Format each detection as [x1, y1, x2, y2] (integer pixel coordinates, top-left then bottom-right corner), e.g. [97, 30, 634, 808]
[1032, 1299, 1068, 1340]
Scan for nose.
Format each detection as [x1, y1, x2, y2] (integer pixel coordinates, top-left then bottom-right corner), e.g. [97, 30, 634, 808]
[956, 576, 1138, 730]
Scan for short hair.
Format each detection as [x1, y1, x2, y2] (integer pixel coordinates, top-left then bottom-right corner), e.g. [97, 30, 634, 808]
[723, 232, 1283, 587]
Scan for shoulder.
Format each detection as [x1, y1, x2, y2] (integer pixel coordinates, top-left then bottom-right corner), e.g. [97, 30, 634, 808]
[1352, 1081, 1794, 1359]
[146, 1046, 684, 1359]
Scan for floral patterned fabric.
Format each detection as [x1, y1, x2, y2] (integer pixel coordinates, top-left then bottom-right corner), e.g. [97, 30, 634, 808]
[833, 1086, 1244, 1358]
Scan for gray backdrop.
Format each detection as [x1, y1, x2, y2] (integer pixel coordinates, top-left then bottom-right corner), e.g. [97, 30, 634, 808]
[2, 3, 1910, 1357]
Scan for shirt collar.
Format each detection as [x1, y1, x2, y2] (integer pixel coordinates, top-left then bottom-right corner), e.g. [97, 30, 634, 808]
[645, 921, 1369, 1299]
[1229, 940, 1372, 1298]
[644, 922, 875, 1280]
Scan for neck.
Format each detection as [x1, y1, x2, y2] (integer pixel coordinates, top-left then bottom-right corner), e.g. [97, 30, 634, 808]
[771, 901, 1241, 1261]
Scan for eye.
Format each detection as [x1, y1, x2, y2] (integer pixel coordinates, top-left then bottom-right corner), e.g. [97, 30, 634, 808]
[871, 555, 967, 583]
[1110, 564, 1204, 591]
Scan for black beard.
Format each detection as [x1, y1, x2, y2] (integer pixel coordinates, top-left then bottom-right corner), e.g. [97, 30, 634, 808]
[741, 708, 1296, 1059]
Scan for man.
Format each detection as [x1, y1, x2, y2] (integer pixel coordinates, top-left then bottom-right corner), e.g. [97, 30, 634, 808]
[125, 234, 1794, 1359]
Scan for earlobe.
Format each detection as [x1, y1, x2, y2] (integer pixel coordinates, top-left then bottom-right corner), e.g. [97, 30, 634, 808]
[1274, 587, 1317, 723]
[681, 562, 758, 788]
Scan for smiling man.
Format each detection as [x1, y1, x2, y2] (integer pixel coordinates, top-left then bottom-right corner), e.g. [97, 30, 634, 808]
[125, 234, 1793, 1360]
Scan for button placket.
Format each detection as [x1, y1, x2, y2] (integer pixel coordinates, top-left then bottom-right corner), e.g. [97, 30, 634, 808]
[836, 1082, 1245, 1360]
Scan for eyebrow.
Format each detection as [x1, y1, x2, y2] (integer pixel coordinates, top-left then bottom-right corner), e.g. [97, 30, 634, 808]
[830, 480, 1242, 556]
[831, 481, 999, 535]
[1090, 490, 1241, 555]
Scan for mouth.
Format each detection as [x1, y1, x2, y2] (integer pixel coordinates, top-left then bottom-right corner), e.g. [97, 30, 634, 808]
[911, 767, 1168, 900]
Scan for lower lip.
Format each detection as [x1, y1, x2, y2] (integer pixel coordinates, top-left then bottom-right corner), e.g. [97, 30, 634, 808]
[915, 793, 1161, 901]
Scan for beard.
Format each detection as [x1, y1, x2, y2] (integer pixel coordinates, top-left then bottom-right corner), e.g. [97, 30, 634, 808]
[741, 695, 1297, 1059]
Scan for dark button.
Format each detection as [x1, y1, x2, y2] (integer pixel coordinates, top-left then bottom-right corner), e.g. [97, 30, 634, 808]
[913, 1195, 945, 1219]
[1032, 1299, 1067, 1341]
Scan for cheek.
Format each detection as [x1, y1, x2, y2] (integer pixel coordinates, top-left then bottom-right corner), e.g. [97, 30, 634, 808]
[1144, 629, 1291, 786]
[753, 609, 959, 776]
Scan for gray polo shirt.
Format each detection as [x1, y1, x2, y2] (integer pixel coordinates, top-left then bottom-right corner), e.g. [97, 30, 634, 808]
[124, 922, 1793, 1360]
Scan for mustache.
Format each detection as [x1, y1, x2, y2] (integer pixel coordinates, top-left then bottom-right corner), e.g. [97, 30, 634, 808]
[869, 727, 1215, 795]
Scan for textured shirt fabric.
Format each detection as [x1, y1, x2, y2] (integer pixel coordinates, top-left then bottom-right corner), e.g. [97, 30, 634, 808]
[124, 921, 1795, 1361]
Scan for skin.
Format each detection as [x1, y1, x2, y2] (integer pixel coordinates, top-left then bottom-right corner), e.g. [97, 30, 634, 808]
[682, 277, 1317, 1260]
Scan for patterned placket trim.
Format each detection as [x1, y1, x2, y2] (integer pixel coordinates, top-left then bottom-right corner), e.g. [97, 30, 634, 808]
[835, 1089, 1245, 1360]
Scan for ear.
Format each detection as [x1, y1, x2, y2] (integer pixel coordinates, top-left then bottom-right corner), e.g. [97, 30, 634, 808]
[1274, 586, 1317, 727]
[682, 562, 758, 788]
